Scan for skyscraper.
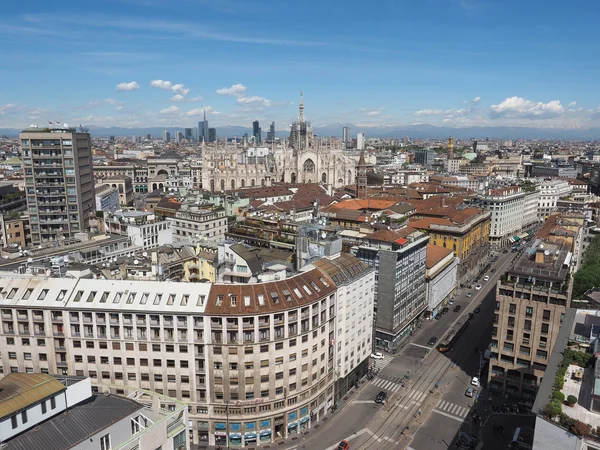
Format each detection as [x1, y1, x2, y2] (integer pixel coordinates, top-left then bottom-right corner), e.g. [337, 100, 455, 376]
[20, 126, 96, 245]
[342, 127, 350, 144]
[198, 109, 209, 143]
[163, 130, 171, 143]
[357, 132, 365, 150]
[266, 122, 275, 144]
[184, 128, 193, 141]
[252, 120, 261, 145]
[208, 128, 217, 143]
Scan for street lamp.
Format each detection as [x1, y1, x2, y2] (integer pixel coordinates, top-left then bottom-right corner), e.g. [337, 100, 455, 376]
[226, 399, 230, 450]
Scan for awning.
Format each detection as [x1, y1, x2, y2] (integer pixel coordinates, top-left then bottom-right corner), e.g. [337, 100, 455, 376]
[244, 432, 257, 439]
[259, 430, 272, 436]
[288, 421, 298, 429]
[513, 235, 520, 242]
[508, 237, 515, 243]
[300, 417, 310, 424]
[518, 232, 529, 239]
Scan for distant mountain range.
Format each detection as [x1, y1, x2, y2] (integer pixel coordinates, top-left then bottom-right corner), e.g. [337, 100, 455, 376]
[2, 123, 600, 140]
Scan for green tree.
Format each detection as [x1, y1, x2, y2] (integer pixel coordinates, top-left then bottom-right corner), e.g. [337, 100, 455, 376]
[552, 391, 565, 403]
[543, 400, 563, 418]
[567, 395, 578, 406]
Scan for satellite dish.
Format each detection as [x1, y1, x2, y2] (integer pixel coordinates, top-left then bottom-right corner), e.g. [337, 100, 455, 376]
[142, 252, 148, 257]
[134, 259, 139, 264]
[27, 258, 33, 263]
[544, 250, 550, 256]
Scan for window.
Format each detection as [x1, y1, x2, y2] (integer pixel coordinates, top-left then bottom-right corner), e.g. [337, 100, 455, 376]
[21, 411, 27, 424]
[100, 433, 111, 450]
[525, 307, 533, 318]
[509, 303, 516, 314]
[542, 310, 551, 321]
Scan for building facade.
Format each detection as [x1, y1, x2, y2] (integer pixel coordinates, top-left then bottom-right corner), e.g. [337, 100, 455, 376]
[0, 252, 373, 447]
[168, 203, 227, 245]
[425, 245, 458, 318]
[476, 186, 526, 247]
[537, 179, 573, 221]
[353, 227, 429, 351]
[21, 128, 96, 245]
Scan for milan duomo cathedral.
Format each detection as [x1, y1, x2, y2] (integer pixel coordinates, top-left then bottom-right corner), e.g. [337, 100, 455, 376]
[202, 93, 360, 191]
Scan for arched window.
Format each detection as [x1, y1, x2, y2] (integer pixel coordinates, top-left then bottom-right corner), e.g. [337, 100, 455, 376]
[291, 173, 297, 184]
[210, 180, 215, 192]
[251, 179, 255, 187]
[321, 173, 327, 184]
[231, 179, 235, 190]
[220, 179, 225, 191]
[303, 159, 315, 174]
[241, 179, 246, 188]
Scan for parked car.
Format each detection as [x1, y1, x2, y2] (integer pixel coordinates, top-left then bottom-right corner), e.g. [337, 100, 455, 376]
[427, 336, 438, 345]
[465, 387, 475, 397]
[466, 292, 473, 298]
[468, 312, 474, 320]
[475, 284, 482, 290]
[441, 307, 449, 314]
[375, 391, 387, 404]
[453, 305, 461, 312]
[448, 298, 455, 305]
[483, 275, 490, 281]
[474, 306, 481, 313]
[370, 352, 384, 360]
[471, 376, 480, 386]
[434, 314, 442, 320]
[337, 440, 350, 450]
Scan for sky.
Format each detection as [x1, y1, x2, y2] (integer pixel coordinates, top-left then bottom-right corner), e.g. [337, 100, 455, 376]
[1, 0, 600, 131]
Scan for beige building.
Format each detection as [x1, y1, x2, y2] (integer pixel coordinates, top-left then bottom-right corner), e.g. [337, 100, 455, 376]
[489, 239, 574, 403]
[21, 127, 96, 245]
[0, 251, 374, 447]
[0, 215, 30, 249]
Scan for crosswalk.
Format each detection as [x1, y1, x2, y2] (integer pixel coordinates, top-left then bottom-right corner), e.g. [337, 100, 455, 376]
[371, 376, 407, 393]
[369, 357, 392, 371]
[434, 399, 471, 420]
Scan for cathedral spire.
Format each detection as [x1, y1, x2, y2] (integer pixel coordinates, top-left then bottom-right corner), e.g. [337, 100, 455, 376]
[299, 91, 304, 123]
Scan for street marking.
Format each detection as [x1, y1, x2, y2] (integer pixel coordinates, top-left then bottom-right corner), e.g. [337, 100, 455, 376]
[353, 400, 376, 404]
[324, 428, 374, 450]
[451, 404, 460, 414]
[433, 408, 466, 422]
[410, 342, 432, 350]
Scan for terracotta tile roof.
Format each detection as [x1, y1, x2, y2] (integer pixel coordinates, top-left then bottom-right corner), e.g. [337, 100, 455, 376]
[364, 227, 419, 243]
[426, 244, 454, 269]
[204, 268, 336, 315]
[155, 196, 182, 211]
[322, 197, 399, 213]
[313, 253, 371, 285]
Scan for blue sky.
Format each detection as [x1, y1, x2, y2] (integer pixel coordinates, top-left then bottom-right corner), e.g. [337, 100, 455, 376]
[1, 0, 599, 130]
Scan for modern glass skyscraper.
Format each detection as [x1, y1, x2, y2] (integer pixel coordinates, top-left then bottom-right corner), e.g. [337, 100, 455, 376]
[198, 109, 209, 143]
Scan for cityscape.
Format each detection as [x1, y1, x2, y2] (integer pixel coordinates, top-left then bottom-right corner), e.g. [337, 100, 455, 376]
[2, 1, 600, 450]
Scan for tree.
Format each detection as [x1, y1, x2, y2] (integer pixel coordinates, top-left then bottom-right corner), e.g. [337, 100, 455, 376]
[571, 421, 592, 436]
[542, 400, 563, 418]
[552, 391, 565, 403]
[567, 395, 578, 406]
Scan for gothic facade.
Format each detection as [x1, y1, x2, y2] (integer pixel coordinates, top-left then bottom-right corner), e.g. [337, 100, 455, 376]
[202, 94, 358, 191]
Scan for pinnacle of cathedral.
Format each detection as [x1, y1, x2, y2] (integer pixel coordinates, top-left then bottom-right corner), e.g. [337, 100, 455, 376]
[299, 91, 304, 123]
[358, 149, 366, 167]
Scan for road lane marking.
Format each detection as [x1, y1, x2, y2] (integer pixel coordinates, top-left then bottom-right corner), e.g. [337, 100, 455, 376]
[433, 408, 466, 422]
[410, 342, 432, 350]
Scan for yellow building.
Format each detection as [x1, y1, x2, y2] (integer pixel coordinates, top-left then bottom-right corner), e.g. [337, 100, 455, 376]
[409, 207, 491, 278]
[189, 244, 218, 282]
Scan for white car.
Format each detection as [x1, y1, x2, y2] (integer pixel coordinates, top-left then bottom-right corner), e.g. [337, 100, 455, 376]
[483, 275, 490, 282]
[471, 376, 479, 386]
[370, 352, 384, 360]
[475, 284, 482, 290]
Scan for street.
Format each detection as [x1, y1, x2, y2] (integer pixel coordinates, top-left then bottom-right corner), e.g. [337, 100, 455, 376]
[269, 248, 519, 450]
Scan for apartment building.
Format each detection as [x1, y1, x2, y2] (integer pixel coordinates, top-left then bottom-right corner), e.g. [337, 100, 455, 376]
[489, 239, 573, 403]
[353, 227, 429, 351]
[476, 186, 526, 247]
[21, 127, 96, 245]
[0, 215, 30, 249]
[168, 202, 227, 245]
[537, 179, 573, 221]
[102, 210, 172, 250]
[94, 184, 120, 211]
[0, 252, 373, 447]
[425, 245, 458, 319]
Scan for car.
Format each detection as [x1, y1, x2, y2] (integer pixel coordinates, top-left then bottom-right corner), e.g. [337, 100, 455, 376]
[375, 391, 387, 404]
[466, 292, 473, 298]
[427, 336, 438, 345]
[491, 268, 496, 273]
[453, 305, 461, 312]
[483, 275, 490, 281]
[448, 298, 455, 305]
[434, 314, 442, 320]
[465, 387, 475, 397]
[370, 352, 384, 360]
[441, 307, 449, 314]
[337, 439, 350, 450]
[474, 306, 481, 313]
[475, 284, 482, 290]
[471, 376, 479, 386]
[503, 249, 509, 254]
[468, 312, 474, 320]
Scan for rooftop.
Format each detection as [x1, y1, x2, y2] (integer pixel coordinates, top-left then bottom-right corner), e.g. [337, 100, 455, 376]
[0, 373, 65, 420]
[426, 244, 454, 269]
[5, 393, 142, 450]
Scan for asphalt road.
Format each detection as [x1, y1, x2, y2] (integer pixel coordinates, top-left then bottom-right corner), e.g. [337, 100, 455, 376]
[274, 248, 520, 450]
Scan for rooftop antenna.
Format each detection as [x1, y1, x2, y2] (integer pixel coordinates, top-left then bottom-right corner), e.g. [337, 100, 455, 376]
[79, 124, 89, 133]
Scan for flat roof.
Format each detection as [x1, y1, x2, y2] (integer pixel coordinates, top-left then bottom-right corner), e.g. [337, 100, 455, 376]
[0, 373, 66, 420]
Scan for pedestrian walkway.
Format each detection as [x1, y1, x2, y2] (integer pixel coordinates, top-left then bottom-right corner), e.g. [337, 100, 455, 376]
[371, 376, 406, 393]
[369, 356, 392, 371]
[434, 399, 471, 421]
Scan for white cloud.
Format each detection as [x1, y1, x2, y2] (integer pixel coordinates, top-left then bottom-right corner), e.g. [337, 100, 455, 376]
[489, 96, 564, 119]
[115, 105, 124, 112]
[103, 98, 118, 106]
[0, 104, 19, 114]
[360, 107, 385, 117]
[171, 83, 189, 96]
[472, 96, 481, 105]
[151, 80, 190, 98]
[414, 108, 471, 117]
[150, 79, 173, 90]
[568, 101, 577, 107]
[216, 84, 248, 97]
[170, 95, 203, 103]
[185, 107, 215, 117]
[236, 96, 272, 108]
[159, 106, 180, 115]
[116, 81, 140, 91]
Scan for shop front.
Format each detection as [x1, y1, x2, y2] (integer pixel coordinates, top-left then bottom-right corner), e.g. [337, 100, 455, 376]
[244, 422, 257, 447]
[214, 425, 227, 447]
[287, 411, 298, 436]
[299, 406, 310, 430]
[229, 423, 242, 446]
[259, 419, 272, 443]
